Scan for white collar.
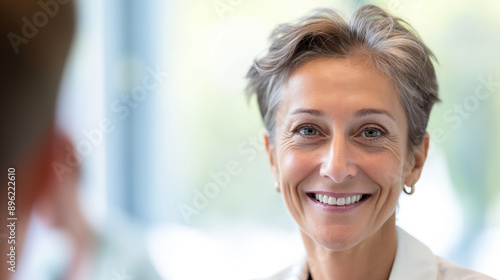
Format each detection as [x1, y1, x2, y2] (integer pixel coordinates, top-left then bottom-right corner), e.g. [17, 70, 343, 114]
[389, 226, 438, 280]
[289, 226, 438, 280]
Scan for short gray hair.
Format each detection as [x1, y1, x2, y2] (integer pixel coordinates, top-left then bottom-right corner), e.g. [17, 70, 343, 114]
[246, 4, 440, 148]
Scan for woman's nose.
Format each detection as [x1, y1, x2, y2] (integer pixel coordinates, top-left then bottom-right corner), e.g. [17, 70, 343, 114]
[319, 135, 357, 183]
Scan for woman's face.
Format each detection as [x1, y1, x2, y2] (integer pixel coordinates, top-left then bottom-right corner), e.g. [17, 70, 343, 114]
[265, 57, 428, 251]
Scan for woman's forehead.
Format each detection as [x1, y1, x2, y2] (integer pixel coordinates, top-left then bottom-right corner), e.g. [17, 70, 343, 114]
[285, 58, 393, 93]
[279, 58, 404, 120]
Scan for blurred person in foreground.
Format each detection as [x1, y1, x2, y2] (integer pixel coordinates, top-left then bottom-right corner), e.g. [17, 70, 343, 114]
[0, 1, 160, 279]
[0, 1, 76, 278]
[246, 5, 494, 280]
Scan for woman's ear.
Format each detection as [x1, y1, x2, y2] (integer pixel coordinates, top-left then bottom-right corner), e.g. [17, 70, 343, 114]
[405, 132, 430, 186]
[264, 131, 280, 184]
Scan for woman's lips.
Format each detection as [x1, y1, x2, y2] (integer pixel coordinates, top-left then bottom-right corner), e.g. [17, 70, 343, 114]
[307, 192, 371, 206]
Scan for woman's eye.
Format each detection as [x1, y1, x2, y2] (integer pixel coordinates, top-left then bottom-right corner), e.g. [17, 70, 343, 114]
[362, 127, 382, 138]
[297, 126, 319, 136]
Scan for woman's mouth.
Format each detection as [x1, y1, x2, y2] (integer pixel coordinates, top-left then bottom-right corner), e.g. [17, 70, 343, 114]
[308, 193, 369, 206]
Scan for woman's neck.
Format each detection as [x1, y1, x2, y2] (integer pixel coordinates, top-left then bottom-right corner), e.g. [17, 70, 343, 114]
[302, 216, 398, 280]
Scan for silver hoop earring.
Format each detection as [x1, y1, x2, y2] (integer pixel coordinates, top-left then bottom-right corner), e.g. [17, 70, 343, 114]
[403, 184, 415, 195]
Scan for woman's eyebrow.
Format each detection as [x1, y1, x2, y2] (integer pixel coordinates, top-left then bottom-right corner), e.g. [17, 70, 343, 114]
[289, 108, 395, 121]
[289, 108, 324, 117]
[354, 108, 395, 121]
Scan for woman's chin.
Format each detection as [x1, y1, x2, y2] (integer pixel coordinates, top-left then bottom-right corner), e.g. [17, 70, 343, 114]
[303, 224, 366, 252]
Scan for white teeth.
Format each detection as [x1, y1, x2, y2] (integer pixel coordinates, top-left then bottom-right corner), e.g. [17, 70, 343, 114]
[337, 197, 345, 206]
[328, 196, 336, 205]
[313, 193, 364, 206]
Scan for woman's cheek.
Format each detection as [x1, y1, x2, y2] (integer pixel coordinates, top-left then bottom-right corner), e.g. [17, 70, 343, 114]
[277, 147, 317, 215]
[359, 146, 404, 189]
[279, 146, 318, 188]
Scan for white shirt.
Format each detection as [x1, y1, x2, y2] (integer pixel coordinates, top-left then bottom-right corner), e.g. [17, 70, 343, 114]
[264, 227, 495, 280]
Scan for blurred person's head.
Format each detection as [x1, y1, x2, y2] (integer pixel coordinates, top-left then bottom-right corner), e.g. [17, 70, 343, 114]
[0, 1, 75, 165]
[0, 1, 75, 277]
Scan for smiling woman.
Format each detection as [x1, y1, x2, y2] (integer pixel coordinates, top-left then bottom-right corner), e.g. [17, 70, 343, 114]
[246, 4, 494, 280]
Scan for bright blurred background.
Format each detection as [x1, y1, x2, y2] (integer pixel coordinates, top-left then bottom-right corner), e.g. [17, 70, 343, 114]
[25, 0, 500, 279]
